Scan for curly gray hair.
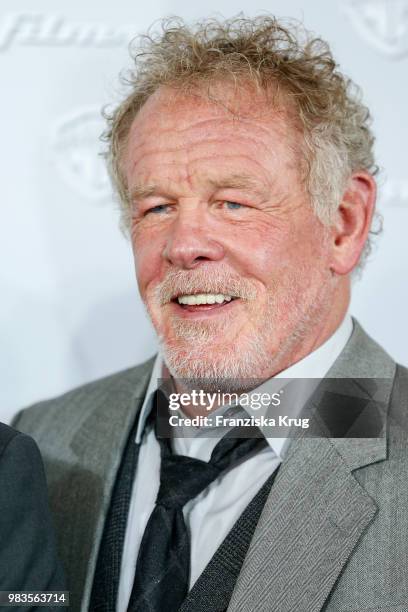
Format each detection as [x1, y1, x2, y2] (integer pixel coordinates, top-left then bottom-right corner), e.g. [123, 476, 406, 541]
[103, 15, 380, 265]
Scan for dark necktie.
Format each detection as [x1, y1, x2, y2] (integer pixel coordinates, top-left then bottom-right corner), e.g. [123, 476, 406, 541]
[127, 390, 268, 612]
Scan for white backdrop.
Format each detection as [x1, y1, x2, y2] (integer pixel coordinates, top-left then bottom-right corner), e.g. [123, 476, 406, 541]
[1, 0, 407, 423]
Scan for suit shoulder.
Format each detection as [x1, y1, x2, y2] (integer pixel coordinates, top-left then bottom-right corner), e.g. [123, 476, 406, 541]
[390, 363, 408, 418]
[382, 362, 408, 462]
[396, 362, 408, 378]
[14, 356, 156, 436]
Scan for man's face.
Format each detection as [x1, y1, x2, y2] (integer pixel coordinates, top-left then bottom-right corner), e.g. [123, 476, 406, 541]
[123, 85, 337, 385]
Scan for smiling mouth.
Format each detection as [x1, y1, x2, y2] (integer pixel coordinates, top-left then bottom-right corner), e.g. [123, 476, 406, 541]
[171, 293, 239, 311]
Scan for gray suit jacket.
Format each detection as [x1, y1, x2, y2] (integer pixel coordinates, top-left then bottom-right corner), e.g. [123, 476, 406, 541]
[0, 424, 66, 608]
[13, 320, 408, 611]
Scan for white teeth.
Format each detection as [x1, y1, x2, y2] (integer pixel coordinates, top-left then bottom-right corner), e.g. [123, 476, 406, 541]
[177, 293, 234, 305]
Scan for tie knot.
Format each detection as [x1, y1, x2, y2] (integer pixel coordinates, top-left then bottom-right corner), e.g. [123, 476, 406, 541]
[152, 389, 268, 510]
[154, 431, 268, 511]
[156, 454, 220, 509]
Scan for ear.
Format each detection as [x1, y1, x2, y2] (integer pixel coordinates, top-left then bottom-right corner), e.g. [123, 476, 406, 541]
[330, 171, 376, 275]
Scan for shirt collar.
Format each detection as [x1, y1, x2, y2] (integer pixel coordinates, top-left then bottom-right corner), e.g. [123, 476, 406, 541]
[135, 314, 353, 458]
[135, 354, 164, 444]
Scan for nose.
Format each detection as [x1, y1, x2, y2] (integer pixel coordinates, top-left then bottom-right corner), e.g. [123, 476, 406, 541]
[162, 201, 225, 269]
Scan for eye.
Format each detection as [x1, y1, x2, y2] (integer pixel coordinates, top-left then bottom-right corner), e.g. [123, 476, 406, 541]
[223, 201, 245, 210]
[145, 204, 171, 215]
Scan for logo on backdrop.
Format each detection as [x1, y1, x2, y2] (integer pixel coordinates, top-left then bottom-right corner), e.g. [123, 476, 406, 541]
[0, 13, 135, 51]
[343, 0, 408, 58]
[51, 108, 111, 202]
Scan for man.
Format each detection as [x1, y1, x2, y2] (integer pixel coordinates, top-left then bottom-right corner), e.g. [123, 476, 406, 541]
[0, 423, 66, 607]
[14, 15, 408, 612]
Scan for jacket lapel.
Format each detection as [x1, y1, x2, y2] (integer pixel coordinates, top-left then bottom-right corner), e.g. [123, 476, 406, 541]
[228, 320, 395, 612]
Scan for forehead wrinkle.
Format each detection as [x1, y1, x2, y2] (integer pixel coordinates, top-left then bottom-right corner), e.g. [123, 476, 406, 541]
[134, 130, 272, 153]
[130, 109, 290, 151]
[126, 122, 299, 201]
[177, 114, 296, 158]
[127, 132, 277, 175]
[129, 154, 288, 205]
[174, 116, 290, 142]
[188, 152, 288, 190]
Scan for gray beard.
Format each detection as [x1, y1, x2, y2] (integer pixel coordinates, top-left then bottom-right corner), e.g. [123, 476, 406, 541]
[158, 269, 334, 393]
[160, 327, 272, 394]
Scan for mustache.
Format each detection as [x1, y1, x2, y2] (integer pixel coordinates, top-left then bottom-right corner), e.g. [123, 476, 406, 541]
[153, 267, 258, 305]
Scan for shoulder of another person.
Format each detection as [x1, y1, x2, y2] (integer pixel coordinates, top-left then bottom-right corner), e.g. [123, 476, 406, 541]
[0, 423, 36, 458]
[0, 422, 19, 452]
[0, 426, 44, 482]
[13, 355, 156, 442]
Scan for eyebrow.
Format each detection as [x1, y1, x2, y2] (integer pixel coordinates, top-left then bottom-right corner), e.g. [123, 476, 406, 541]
[207, 174, 269, 198]
[128, 173, 269, 202]
[128, 183, 157, 201]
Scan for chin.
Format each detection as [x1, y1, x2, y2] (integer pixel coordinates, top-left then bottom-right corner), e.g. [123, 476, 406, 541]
[160, 331, 277, 394]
